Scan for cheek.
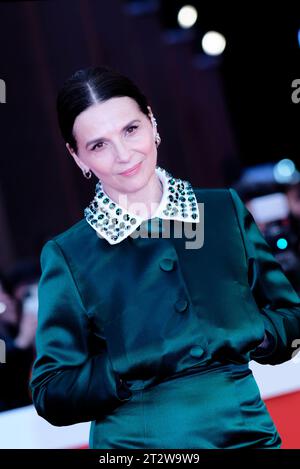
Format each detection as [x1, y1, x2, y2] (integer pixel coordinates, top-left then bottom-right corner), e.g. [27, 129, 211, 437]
[91, 157, 115, 175]
[78, 150, 114, 177]
[136, 130, 155, 154]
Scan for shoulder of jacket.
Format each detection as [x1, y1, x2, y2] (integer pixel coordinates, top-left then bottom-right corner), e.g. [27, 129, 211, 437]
[193, 186, 230, 202]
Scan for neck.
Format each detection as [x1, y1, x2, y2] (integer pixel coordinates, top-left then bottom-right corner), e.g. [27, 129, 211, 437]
[102, 172, 163, 220]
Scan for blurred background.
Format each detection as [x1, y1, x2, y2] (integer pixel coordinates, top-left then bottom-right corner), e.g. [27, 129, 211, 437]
[1, 0, 300, 449]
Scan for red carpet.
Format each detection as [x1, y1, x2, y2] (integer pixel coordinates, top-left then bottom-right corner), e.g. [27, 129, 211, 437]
[265, 390, 300, 449]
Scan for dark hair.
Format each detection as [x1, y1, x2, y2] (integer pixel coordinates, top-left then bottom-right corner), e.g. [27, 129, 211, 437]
[56, 65, 150, 153]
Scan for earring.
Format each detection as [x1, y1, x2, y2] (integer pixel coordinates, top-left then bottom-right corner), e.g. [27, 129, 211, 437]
[83, 168, 92, 179]
[148, 106, 161, 148]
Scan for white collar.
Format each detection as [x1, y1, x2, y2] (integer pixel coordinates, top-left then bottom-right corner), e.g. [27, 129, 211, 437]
[84, 165, 200, 245]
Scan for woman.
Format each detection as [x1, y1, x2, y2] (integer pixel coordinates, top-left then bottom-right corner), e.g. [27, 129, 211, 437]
[30, 65, 300, 449]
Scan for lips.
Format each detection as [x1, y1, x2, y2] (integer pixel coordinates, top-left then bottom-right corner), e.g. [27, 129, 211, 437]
[120, 162, 141, 175]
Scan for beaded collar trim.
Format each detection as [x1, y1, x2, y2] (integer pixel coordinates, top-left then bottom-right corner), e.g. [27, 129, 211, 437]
[84, 165, 200, 245]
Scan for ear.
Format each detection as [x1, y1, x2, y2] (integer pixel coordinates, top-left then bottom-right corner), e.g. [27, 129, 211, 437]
[66, 142, 77, 158]
[66, 143, 88, 172]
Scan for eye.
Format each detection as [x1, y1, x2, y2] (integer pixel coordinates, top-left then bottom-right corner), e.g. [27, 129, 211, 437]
[127, 125, 138, 134]
[91, 142, 104, 151]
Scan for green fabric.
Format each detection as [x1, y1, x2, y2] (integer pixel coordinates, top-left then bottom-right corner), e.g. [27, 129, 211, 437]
[230, 187, 300, 364]
[30, 187, 300, 448]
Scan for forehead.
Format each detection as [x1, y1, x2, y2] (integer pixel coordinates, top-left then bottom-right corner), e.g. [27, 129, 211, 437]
[73, 96, 142, 138]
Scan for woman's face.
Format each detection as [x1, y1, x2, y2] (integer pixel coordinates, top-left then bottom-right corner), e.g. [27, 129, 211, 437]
[67, 96, 158, 195]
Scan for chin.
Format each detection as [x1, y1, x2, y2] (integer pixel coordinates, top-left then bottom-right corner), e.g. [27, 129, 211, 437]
[123, 175, 147, 193]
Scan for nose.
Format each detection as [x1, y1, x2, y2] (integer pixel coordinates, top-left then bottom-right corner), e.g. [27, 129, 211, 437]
[114, 138, 131, 162]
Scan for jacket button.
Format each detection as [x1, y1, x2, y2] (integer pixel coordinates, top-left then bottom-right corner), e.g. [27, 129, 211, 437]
[189, 346, 205, 358]
[159, 258, 175, 271]
[174, 299, 189, 313]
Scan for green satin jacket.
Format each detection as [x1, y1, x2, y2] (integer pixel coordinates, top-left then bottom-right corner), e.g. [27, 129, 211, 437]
[30, 187, 300, 449]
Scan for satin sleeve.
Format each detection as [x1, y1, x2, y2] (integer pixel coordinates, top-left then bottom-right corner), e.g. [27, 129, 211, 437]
[30, 239, 132, 426]
[229, 188, 300, 365]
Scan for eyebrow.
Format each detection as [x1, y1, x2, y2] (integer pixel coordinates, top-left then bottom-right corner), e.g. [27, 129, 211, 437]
[85, 119, 141, 149]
